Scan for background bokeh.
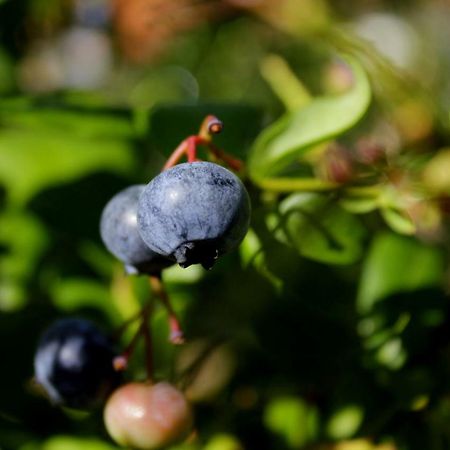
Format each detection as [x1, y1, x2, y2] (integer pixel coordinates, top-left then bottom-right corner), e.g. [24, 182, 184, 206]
[1, 0, 450, 449]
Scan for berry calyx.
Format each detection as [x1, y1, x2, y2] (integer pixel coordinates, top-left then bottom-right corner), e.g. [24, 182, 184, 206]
[104, 382, 193, 450]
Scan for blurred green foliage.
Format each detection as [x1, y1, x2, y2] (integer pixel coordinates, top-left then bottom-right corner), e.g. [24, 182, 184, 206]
[1, 1, 450, 450]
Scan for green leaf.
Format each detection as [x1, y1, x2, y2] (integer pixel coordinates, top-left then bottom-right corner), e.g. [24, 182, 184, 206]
[49, 278, 119, 322]
[264, 396, 318, 448]
[0, 47, 14, 94]
[271, 193, 366, 265]
[41, 436, 118, 450]
[0, 105, 135, 140]
[239, 228, 283, 291]
[0, 211, 48, 279]
[381, 207, 416, 235]
[0, 211, 48, 310]
[0, 128, 135, 205]
[340, 196, 379, 214]
[357, 233, 444, 314]
[248, 55, 371, 182]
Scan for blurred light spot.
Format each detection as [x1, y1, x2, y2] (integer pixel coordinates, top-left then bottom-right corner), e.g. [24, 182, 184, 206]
[333, 439, 397, 450]
[411, 395, 429, 411]
[322, 59, 354, 95]
[376, 337, 406, 370]
[59, 27, 113, 89]
[176, 340, 236, 403]
[204, 434, 244, 450]
[354, 13, 419, 70]
[130, 66, 199, 108]
[0, 282, 26, 311]
[18, 27, 113, 93]
[264, 396, 318, 447]
[326, 405, 364, 440]
[18, 40, 64, 93]
[422, 148, 450, 195]
[392, 100, 433, 142]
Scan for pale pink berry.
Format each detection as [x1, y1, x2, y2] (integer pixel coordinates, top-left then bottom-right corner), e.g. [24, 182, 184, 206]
[104, 382, 193, 450]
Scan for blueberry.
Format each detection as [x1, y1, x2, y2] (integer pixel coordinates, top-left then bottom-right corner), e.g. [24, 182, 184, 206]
[137, 162, 251, 269]
[100, 185, 172, 275]
[34, 318, 120, 409]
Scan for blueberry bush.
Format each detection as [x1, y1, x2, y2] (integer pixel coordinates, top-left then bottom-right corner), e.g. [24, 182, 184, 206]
[1, 1, 450, 449]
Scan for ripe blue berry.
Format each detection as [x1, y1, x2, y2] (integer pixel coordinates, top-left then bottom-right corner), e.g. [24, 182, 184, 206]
[34, 318, 120, 409]
[100, 185, 172, 275]
[137, 162, 250, 269]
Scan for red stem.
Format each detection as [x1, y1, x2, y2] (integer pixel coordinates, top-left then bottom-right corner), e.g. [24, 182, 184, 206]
[208, 142, 243, 172]
[186, 136, 198, 163]
[163, 140, 189, 170]
[113, 323, 142, 371]
[162, 115, 243, 172]
[149, 275, 185, 344]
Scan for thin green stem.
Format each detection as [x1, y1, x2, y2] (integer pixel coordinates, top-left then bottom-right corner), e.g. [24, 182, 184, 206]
[255, 176, 383, 198]
[256, 177, 337, 192]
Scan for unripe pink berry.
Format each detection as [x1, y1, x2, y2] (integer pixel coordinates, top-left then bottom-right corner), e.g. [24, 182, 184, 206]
[104, 382, 193, 450]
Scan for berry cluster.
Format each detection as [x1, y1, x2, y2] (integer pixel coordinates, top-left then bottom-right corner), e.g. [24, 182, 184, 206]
[33, 116, 250, 450]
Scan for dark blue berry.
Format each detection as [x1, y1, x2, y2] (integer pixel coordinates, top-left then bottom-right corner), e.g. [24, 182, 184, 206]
[100, 185, 172, 275]
[137, 162, 251, 269]
[34, 318, 120, 409]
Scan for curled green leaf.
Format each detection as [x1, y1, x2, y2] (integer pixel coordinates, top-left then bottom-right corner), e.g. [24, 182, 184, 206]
[270, 192, 366, 265]
[248, 55, 371, 187]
